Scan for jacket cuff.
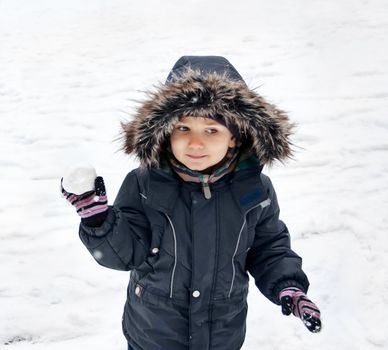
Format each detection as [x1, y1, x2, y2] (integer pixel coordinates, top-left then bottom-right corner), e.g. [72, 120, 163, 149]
[81, 210, 109, 227]
[273, 280, 308, 304]
[80, 206, 116, 237]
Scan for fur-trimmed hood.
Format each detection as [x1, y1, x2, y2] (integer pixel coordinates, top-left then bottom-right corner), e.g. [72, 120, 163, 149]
[121, 56, 294, 167]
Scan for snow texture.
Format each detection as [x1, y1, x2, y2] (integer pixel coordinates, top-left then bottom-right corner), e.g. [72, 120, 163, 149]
[1, 0, 388, 349]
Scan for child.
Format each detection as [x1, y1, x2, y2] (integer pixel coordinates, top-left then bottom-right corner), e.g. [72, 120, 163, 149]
[62, 56, 322, 350]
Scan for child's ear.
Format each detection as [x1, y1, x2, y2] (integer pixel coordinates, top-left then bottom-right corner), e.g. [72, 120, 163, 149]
[229, 136, 236, 148]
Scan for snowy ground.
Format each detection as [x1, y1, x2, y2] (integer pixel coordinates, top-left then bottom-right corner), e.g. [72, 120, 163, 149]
[1, 0, 388, 349]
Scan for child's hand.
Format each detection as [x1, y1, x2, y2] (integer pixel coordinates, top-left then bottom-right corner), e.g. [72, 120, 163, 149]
[61, 176, 108, 219]
[279, 287, 322, 333]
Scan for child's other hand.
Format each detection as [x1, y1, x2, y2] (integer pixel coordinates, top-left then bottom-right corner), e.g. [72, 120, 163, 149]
[61, 176, 108, 219]
[279, 287, 322, 333]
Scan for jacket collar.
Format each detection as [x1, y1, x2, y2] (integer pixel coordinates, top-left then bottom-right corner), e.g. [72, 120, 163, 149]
[141, 158, 268, 215]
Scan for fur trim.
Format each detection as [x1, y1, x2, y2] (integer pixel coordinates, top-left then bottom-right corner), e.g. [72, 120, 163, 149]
[121, 69, 294, 167]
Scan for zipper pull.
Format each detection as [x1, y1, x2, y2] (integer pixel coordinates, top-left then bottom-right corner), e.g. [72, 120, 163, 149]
[201, 176, 211, 199]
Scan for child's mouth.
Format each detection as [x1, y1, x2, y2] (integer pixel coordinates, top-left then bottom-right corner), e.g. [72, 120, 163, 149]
[187, 154, 206, 159]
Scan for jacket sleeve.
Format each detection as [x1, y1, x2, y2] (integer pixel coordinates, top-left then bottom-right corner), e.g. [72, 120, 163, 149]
[78, 170, 151, 271]
[246, 175, 310, 304]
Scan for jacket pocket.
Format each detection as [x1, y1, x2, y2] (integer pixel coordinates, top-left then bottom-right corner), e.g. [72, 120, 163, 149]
[210, 293, 248, 349]
[125, 281, 190, 349]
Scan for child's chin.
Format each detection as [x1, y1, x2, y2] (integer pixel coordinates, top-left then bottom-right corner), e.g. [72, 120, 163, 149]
[182, 160, 208, 171]
[187, 165, 206, 171]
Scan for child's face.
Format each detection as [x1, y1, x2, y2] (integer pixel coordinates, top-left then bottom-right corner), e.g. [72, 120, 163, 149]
[170, 116, 236, 171]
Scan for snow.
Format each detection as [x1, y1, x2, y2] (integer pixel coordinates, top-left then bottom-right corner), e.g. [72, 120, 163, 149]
[1, 0, 388, 349]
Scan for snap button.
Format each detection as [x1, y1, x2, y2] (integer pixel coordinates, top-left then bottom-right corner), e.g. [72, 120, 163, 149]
[192, 290, 200, 298]
[135, 285, 141, 296]
[151, 247, 159, 254]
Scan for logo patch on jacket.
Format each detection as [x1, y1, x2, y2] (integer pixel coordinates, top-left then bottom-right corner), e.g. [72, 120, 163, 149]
[239, 189, 262, 206]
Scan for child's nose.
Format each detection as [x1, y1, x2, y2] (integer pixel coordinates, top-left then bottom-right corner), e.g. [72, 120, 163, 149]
[188, 134, 204, 149]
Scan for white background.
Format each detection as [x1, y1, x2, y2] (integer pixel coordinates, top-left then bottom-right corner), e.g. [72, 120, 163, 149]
[1, 0, 387, 349]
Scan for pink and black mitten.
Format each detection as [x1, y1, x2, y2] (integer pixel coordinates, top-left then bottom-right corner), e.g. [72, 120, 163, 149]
[61, 176, 108, 225]
[279, 287, 322, 333]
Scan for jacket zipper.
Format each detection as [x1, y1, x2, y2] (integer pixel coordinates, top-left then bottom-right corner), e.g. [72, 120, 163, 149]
[228, 197, 271, 298]
[164, 213, 177, 298]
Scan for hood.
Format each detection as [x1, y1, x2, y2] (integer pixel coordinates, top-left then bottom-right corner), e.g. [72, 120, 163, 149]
[121, 55, 295, 167]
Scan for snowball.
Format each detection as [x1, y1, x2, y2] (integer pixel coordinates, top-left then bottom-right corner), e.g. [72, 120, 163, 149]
[62, 165, 97, 195]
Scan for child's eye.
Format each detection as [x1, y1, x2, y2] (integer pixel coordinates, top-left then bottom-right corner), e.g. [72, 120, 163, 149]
[206, 128, 218, 134]
[175, 126, 189, 132]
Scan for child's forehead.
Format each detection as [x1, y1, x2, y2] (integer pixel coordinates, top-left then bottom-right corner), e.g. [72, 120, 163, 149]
[177, 116, 220, 125]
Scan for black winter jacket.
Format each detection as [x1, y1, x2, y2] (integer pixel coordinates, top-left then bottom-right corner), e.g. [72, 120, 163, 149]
[79, 55, 310, 349]
[79, 163, 309, 350]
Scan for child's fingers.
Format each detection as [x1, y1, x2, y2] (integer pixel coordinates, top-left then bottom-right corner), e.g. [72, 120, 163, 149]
[280, 296, 293, 316]
[302, 312, 322, 333]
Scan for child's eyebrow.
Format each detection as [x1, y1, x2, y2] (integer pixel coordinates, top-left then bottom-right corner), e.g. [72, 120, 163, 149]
[203, 119, 222, 126]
